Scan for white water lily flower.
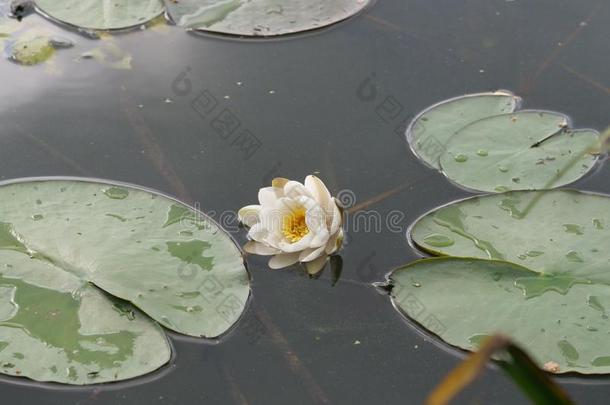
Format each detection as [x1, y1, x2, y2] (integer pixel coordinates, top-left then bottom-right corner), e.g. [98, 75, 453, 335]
[238, 175, 344, 274]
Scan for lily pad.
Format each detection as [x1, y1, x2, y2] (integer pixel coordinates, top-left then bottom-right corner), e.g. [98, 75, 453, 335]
[410, 189, 610, 281]
[389, 257, 610, 374]
[163, 0, 371, 37]
[0, 178, 249, 383]
[0, 179, 249, 339]
[406, 91, 520, 169]
[439, 111, 599, 192]
[0, 280, 170, 384]
[35, 0, 164, 31]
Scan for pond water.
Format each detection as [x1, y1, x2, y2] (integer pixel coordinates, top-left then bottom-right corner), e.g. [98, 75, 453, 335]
[0, 0, 609, 403]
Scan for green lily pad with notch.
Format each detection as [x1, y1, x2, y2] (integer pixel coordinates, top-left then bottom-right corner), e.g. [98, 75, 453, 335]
[35, 0, 164, 31]
[439, 111, 599, 192]
[0, 178, 249, 383]
[410, 189, 610, 282]
[389, 257, 610, 374]
[0, 178, 249, 379]
[406, 91, 521, 169]
[0, 279, 170, 384]
[163, 0, 371, 37]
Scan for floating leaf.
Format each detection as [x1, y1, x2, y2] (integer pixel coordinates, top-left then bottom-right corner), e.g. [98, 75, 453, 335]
[0, 179, 249, 339]
[0, 281, 170, 384]
[35, 0, 164, 31]
[406, 91, 520, 169]
[0, 178, 250, 383]
[163, 0, 371, 37]
[439, 111, 599, 192]
[410, 189, 610, 281]
[390, 257, 610, 374]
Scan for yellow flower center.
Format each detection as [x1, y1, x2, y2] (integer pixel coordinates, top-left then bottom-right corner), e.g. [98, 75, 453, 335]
[282, 208, 309, 243]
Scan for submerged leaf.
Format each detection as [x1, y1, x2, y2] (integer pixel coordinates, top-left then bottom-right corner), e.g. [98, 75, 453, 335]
[7, 33, 72, 65]
[163, 0, 371, 37]
[439, 111, 598, 192]
[390, 257, 610, 374]
[8, 35, 54, 64]
[0, 179, 249, 339]
[78, 35, 132, 70]
[410, 189, 610, 282]
[406, 91, 520, 169]
[0, 11, 71, 67]
[35, 0, 164, 31]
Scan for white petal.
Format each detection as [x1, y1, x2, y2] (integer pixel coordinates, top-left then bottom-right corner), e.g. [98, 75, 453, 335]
[302, 200, 326, 229]
[304, 204, 330, 248]
[260, 204, 290, 235]
[238, 205, 261, 227]
[244, 241, 280, 256]
[305, 255, 328, 275]
[310, 231, 330, 248]
[276, 196, 303, 213]
[305, 175, 333, 215]
[299, 245, 325, 262]
[325, 228, 344, 254]
[284, 180, 313, 199]
[268, 253, 300, 269]
[264, 231, 283, 248]
[325, 235, 336, 254]
[293, 195, 318, 211]
[328, 201, 343, 235]
[248, 223, 268, 242]
[305, 175, 342, 235]
[258, 187, 284, 206]
[298, 248, 315, 261]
